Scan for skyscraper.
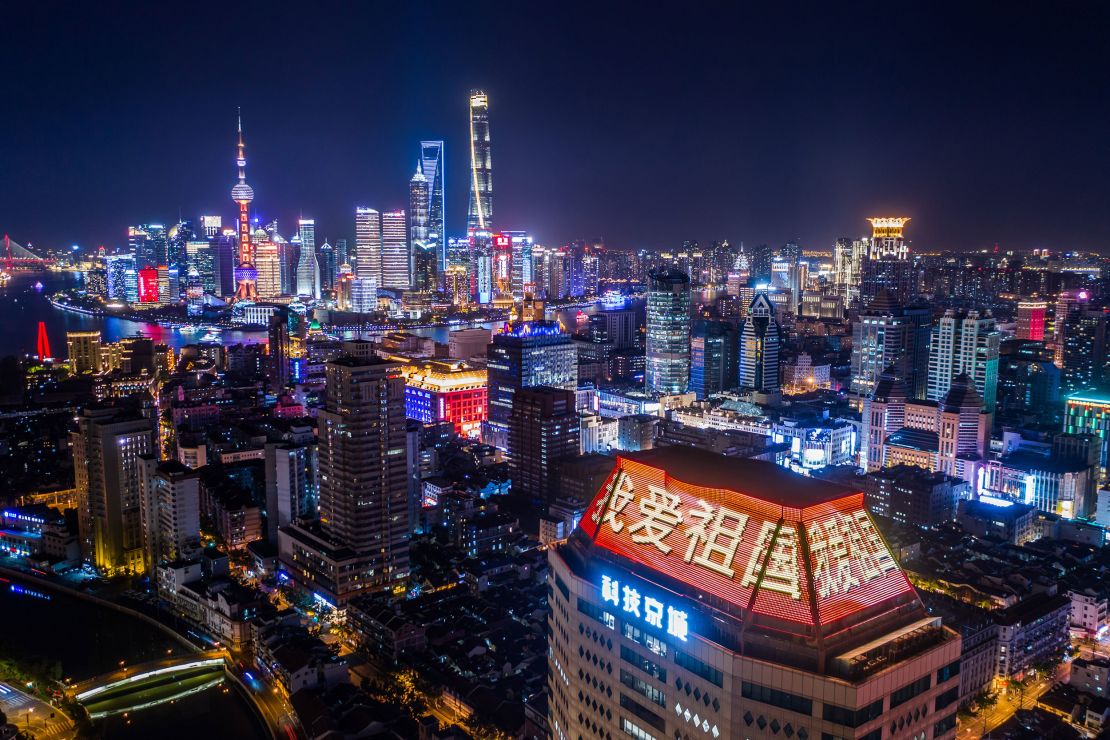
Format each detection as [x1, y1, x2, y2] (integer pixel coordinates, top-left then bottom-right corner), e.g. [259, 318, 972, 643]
[508, 386, 580, 502]
[354, 207, 381, 285]
[185, 240, 215, 294]
[318, 241, 336, 293]
[138, 458, 201, 572]
[212, 231, 237, 298]
[645, 268, 692, 396]
[486, 320, 578, 452]
[420, 140, 446, 273]
[850, 290, 932, 399]
[1016, 300, 1047, 341]
[1062, 308, 1108, 393]
[67, 330, 102, 374]
[927, 309, 1001, 412]
[295, 218, 320, 298]
[861, 217, 915, 307]
[380, 209, 410, 290]
[689, 319, 738, 399]
[467, 90, 493, 231]
[231, 112, 258, 301]
[278, 357, 411, 605]
[255, 240, 282, 298]
[409, 165, 434, 292]
[72, 405, 157, 575]
[738, 292, 781, 392]
[550, 447, 962, 740]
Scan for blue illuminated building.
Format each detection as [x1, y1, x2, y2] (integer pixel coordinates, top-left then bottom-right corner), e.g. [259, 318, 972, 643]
[485, 320, 577, 450]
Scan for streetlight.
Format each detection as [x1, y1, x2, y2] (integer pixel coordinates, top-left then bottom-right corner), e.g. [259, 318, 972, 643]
[25, 708, 33, 729]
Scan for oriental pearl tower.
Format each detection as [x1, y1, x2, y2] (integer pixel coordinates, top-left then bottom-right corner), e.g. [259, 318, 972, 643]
[232, 110, 258, 301]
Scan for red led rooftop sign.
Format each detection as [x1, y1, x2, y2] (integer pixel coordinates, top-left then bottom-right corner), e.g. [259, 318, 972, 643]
[578, 454, 915, 630]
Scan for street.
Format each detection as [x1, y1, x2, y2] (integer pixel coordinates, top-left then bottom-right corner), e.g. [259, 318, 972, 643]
[0, 681, 75, 739]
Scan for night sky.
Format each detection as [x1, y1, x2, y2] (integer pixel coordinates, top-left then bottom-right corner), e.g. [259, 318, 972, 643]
[3, 2, 1110, 253]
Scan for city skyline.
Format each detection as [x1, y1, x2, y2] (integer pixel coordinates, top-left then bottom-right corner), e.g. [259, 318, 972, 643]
[3, 3, 1110, 253]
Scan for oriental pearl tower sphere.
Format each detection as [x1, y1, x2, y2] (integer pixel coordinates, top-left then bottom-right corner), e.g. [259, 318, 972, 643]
[232, 110, 258, 301]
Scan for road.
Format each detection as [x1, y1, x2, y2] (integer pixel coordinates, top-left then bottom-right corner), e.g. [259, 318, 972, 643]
[0, 681, 75, 739]
[229, 665, 303, 740]
[958, 663, 1067, 737]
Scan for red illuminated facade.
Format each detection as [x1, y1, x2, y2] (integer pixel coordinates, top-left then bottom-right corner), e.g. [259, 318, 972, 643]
[138, 266, 159, 303]
[400, 361, 487, 437]
[578, 448, 916, 637]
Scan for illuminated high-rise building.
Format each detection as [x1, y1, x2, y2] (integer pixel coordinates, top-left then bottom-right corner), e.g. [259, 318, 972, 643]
[505, 230, 534, 298]
[185, 240, 215, 294]
[106, 254, 135, 301]
[738, 292, 781, 392]
[860, 217, 914, 307]
[72, 405, 156, 575]
[550, 448, 962, 740]
[231, 112, 258, 301]
[1016, 300, 1047, 341]
[318, 241, 336, 293]
[467, 90, 493, 231]
[335, 238, 349, 269]
[1062, 308, 1108, 393]
[354, 207, 381, 285]
[278, 357, 411, 605]
[927, 309, 1001, 412]
[689, 319, 738, 399]
[645, 268, 692, 396]
[850, 291, 932, 399]
[420, 140, 446, 273]
[129, 224, 167, 269]
[212, 230, 237, 298]
[255, 240, 282, 298]
[380, 209, 410, 290]
[200, 215, 222, 239]
[67, 330, 102, 374]
[409, 165, 434, 292]
[295, 218, 320, 298]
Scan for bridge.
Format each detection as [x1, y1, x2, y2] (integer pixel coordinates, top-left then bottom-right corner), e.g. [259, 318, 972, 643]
[3, 234, 50, 271]
[68, 650, 227, 720]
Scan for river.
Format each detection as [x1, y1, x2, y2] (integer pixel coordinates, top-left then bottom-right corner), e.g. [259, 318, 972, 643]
[0, 573, 267, 739]
[0, 271, 627, 358]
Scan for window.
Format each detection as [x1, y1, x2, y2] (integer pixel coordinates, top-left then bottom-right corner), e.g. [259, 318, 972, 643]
[623, 622, 667, 657]
[621, 669, 665, 707]
[578, 598, 615, 630]
[620, 694, 666, 732]
[554, 573, 569, 602]
[936, 660, 960, 684]
[823, 699, 883, 727]
[891, 675, 931, 708]
[741, 681, 813, 716]
[621, 717, 658, 740]
[934, 686, 959, 711]
[933, 712, 957, 737]
[621, 645, 666, 682]
[674, 649, 723, 688]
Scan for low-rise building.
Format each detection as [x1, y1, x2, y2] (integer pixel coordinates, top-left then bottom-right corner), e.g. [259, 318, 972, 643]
[994, 593, 1071, 678]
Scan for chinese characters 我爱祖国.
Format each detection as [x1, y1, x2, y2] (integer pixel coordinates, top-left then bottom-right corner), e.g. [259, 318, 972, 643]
[597, 474, 900, 603]
[600, 575, 688, 640]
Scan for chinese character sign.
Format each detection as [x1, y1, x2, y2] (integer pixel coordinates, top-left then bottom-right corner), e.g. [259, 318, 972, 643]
[600, 574, 688, 640]
[580, 458, 915, 629]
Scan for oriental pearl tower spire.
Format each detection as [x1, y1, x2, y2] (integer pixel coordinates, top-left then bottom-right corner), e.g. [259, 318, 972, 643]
[232, 109, 258, 301]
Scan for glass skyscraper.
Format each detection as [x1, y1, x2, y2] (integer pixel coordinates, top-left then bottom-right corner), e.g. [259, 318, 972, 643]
[467, 91, 492, 231]
[645, 268, 692, 396]
[690, 319, 738, 399]
[409, 165, 435, 292]
[738, 292, 781, 392]
[420, 140, 446, 273]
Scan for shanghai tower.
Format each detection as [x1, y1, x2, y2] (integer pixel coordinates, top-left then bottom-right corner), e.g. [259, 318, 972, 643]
[467, 90, 493, 231]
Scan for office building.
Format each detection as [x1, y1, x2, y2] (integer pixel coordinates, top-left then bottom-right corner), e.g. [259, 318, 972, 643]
[380, 209, 410, 290]
[399, 360, 487, 437]
[860, 217, 914, 307]
[645, 268, 691, 396]
[67, 330, 102, 374]
[738, 292, 781, 393]
[264, 441, 320, 544]
[850, 291, 931, 399]
[1064, 391, 1110, 479]
[72, 405, 157, 575]
[549, 447, 961, 740]
[927, 309, 1001, 413]
[1062, 308, 1108, 393]
[255, 241, 282, 298]
[866, 464, 968, 526]
[419, 140, 446, 273]
[689, 319, 738, 400]
[295, 218, 320, 298]
[467, 90, 493, 231]
[138, 458, 201, 570]
[486, 320, 578, 451]
[318, 241, 336, 293]
[1016, 300, 1047, 341]
[354, 207, 382, 284]
[409, 165, 435, 292]
[278, 357, 411, 605]
[509, 386, 579, 502]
